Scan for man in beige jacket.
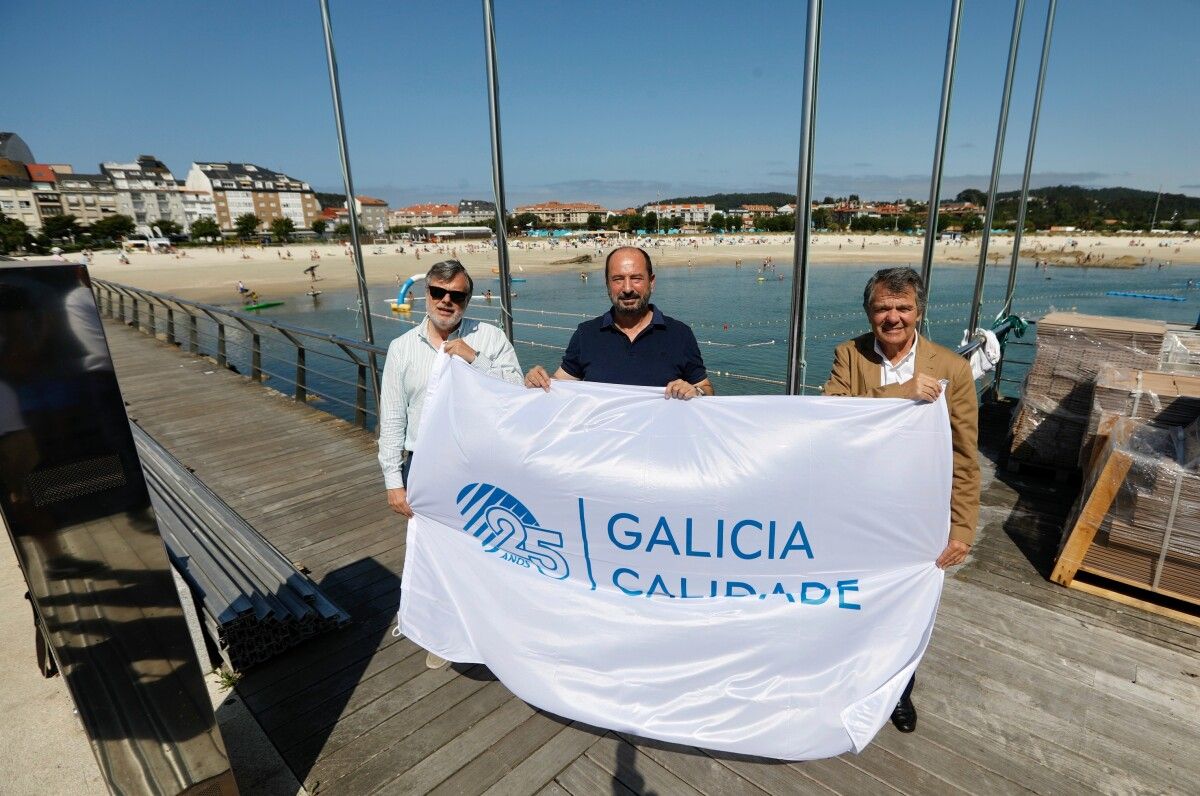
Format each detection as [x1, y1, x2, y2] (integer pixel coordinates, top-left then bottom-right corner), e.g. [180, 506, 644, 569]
[823, 266, 980, 733]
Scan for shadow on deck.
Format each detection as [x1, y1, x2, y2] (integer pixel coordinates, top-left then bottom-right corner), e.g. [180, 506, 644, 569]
[106, 319, 1200, 795]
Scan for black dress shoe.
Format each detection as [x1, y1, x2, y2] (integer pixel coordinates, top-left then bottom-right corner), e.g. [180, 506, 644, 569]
[891, 695, 917, 733]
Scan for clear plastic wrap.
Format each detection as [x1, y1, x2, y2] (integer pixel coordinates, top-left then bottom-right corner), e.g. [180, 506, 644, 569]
[1010, 313, 1166, 469]
[1063, 417, 1200, 601]
[1081, 365, 1200, 468]
[1183, 415, 1200, 471]
[1161, 329, 1200, 375]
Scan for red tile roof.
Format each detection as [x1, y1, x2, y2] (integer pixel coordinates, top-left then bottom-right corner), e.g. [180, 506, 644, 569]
[26, 163, 57, 183]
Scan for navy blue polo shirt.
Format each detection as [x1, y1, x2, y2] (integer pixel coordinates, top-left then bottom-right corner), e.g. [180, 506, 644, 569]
[560, 305, 707, 387]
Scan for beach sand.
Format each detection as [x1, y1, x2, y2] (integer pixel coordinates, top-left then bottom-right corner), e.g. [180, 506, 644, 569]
[53, 232, 1200, 304]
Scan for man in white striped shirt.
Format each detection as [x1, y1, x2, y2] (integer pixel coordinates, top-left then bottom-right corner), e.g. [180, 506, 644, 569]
[379, 261, 522, 669]
[377, 259, 521, 517]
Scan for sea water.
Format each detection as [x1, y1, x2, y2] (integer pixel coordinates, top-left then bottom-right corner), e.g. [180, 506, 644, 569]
[220, 261, 1200, 423]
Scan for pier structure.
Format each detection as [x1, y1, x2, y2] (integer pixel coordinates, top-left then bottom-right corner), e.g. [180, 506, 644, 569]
[95, 311, 1200, 795]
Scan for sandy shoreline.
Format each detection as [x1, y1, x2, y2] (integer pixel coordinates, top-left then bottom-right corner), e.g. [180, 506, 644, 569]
[24, 232, 1197, 305]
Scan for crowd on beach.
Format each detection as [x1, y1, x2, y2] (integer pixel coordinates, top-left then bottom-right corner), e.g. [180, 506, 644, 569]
[56, 229, 1197, 307]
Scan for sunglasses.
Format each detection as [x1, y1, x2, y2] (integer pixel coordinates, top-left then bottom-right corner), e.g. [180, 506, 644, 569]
[428, 285, 469, 304]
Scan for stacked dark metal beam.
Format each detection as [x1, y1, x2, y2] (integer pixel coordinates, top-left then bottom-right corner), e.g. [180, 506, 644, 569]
[132, 424, 350, 671]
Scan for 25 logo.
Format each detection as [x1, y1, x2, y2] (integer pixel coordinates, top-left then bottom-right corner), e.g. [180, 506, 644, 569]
[456, 483, 569, 580]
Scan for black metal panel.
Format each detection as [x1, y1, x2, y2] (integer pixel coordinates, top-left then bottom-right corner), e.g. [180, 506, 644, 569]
[0, 263, 235, 795]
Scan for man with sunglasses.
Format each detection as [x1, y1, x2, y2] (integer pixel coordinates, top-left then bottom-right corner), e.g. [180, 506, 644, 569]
[378, 260, 522, 669]
[524, 246, 713, 399]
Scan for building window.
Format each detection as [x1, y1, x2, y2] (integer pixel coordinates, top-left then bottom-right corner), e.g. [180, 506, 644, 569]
[19, 201, 31, 208]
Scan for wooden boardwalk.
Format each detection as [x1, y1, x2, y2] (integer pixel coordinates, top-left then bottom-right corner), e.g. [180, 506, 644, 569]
[106, 319, 1200, 796]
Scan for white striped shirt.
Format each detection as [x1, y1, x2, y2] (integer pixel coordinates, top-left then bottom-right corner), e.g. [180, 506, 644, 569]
[377, 317, 522, 489]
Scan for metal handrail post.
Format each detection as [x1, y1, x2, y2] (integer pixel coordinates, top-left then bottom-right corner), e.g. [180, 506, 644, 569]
[482, 0, 515, 343]
[198, 307, 227, 366]
[278, 329, 307, 402]
[318, 0, 381, 410]
[147, 295, 175, 342]
[999, 0, 1057, 319]
[252, 333, 262, 381]
[334, 342, 368, 428]
[919, 0, 964, 326]
[967, 0, 1025, 334]
[146, 300, 157, 338]
[785, 0, 823, 395]
[188, 311, 199, 353]
[233, 318, 262, 381]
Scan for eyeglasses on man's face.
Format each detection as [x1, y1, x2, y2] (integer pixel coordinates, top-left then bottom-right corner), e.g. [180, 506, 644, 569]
[428, 285, 469, 304]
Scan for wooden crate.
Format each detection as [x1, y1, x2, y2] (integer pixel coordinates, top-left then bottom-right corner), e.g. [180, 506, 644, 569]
[1051, 418, 1200, 626]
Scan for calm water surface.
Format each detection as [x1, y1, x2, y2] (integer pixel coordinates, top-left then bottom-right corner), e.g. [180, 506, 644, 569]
[211, 260, 1200, 423]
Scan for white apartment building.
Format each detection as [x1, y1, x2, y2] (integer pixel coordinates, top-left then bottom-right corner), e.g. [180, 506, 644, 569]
[101, 155, 187, 235]
[0, 132, 42, 230]
[57, 173, 120, 226]
[348, 196, 389, 233]
[0, 184, 40, 230]
[641, 202, 716, 225]
[185, 162, 320, 231]
[180, 189, 218, 230]
[457, 199, 495, 222]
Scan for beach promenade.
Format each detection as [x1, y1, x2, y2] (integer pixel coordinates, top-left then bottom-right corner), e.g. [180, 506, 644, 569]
[15, 314, 1184, 794]
[45, 231, 1199, 307]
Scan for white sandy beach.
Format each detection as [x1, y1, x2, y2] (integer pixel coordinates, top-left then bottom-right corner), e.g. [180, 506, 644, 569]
[45, 231, 1200, 304]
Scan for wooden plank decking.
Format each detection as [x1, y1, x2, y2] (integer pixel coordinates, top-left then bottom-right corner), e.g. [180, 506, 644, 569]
[105, 319, 1200, 796]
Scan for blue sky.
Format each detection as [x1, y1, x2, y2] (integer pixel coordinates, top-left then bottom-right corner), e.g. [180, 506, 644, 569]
[5, 0, 1197, 207]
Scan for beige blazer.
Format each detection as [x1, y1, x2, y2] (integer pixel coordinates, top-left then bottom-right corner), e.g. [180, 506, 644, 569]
[822, 333, 980, 545]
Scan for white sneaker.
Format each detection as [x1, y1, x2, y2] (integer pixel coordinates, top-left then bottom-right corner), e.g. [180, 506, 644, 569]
[425, 652, 449, 669]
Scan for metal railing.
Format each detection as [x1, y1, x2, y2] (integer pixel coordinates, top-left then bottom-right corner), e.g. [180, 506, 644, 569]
[95, 274, 1036, 429]
[93, 279, 385, 429]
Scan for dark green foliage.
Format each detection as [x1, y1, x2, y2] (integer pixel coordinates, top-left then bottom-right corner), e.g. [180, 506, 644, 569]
[234, 213, 262, 240]
[315, 192, 347, 210]
[987, 185, 1200, 230]
[658, 192, 794, 211]
[190, 217, 221, 241]
[0, 212, 30, 253]
[88, 214, 136, 241]
[270, 216, 295, 243]
[42, 214, 81, 240]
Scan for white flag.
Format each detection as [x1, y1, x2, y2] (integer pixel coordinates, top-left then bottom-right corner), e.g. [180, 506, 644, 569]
[400, 354, 950, 760]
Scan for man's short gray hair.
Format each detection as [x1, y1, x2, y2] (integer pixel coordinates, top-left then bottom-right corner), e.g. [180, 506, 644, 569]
[862, 267, 926, 314]
[426, 259, 473, 293]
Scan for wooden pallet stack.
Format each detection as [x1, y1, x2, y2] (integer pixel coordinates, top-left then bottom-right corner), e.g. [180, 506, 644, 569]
[1052, 412, 1200, 625]
[1009, 313, 1166, 472]
[1082, 366, 1200, 464]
